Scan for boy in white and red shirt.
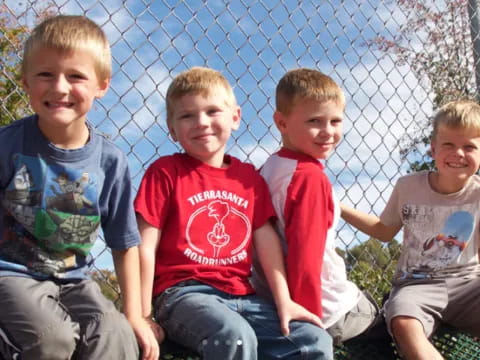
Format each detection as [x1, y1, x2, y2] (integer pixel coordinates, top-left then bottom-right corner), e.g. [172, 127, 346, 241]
[134, 67, 332, 360]
[251, 68, 381, 345]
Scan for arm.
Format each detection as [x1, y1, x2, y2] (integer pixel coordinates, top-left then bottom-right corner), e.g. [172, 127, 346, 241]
[253, 222, 323, 335]
[137, 216, 162, 319]
[112, 246, 161, 360]
[282, 170, 331, 318]
[137, 215, 166, 339]
[340, 202, 401, 242]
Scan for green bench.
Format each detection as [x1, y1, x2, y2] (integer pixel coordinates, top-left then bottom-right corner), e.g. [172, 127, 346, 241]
[160, 325, 480, 360]
[158, 338, 397, 360]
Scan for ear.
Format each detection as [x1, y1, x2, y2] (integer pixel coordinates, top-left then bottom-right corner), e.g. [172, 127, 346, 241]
[168, 123, 178, 142]
[231, 106, 241, 131]
[95, 78, 110, 98]
[273, 111, 288, 135]
[22, 75, 31, 93]
[430, 141, 436, 158]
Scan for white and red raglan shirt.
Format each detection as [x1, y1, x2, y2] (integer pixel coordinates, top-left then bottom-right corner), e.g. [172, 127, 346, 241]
[251, 148, 360, 327]
[135, 153, 275, 298]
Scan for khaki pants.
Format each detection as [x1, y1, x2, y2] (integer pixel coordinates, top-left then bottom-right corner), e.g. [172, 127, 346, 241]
[327, 291, 381, 344]
[385, 276, 480, 338]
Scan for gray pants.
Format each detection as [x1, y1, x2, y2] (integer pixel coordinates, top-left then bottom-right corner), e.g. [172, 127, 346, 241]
[327, 291, 381, 345]
[0, 276, 139, 360]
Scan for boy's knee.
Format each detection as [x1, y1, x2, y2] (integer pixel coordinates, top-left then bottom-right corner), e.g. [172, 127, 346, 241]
[390, 315, 423, 337]
[22, 321, 78, 360]
[81, 309, 138, 359]
[298, 324, 334, 360]
[201, 321, 257, 356]
[90, 307, 124, 331]
[87, 309, 137, 344]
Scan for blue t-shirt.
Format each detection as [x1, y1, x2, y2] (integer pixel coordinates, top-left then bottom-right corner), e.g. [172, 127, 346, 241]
[0, 115, 140, 279]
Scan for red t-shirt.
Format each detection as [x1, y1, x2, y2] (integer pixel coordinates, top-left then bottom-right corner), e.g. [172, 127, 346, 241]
[135, 153, 275, 297]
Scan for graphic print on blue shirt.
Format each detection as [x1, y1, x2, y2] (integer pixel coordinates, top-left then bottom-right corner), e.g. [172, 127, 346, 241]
[1, 154, 100, 275]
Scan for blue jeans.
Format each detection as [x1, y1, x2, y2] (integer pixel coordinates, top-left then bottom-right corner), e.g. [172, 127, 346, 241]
[154, 281, 333, 360]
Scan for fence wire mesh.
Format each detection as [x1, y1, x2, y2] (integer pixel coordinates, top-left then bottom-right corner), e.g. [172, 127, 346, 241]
[1, 0, 478, 311]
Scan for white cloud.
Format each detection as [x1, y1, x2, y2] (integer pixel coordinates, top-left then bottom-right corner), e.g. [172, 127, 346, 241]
[4, 0, 437, 269]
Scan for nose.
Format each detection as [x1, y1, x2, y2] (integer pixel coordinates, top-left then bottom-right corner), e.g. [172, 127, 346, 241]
[52, 75, 70, 94]
[319, 122, 334, 137]
[454, 146, 465, 157]
[196, 112, 210, 127]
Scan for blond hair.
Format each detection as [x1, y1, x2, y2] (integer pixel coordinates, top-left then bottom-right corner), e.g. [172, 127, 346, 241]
[166, 67, 237, 124]
[431, 100, 480, 139]
[22, 15, 111, 83]
[276, 68, 345, 115]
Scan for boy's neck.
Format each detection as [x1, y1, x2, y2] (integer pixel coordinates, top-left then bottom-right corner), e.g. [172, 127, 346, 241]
[188, 152, 229, 168]
[37, 117, 90, 149]
[428, 172, 471, 194]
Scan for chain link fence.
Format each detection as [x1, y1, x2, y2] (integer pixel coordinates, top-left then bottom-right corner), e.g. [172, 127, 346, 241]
[1, 0, 478, 307]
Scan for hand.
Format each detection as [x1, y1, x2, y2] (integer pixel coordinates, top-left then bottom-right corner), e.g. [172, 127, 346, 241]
[277, 299, 324, 336]
[146, 317, 165, 343]
[130, 316, 162, 360]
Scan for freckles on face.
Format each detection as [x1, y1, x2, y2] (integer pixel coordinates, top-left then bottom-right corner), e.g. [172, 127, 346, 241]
[280, 99, 344, 159]
[167, 91, 240, 166]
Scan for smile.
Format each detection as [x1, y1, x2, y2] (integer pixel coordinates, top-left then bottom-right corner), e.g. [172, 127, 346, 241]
[316, 143, 333, 147]
[446, 162, 467, 168]
[194, 134, 214, 139]
[45, 101, 74, 108]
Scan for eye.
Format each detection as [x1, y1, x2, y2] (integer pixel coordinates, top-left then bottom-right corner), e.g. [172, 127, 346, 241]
[331, 118, 343, 125]
[207, 108, 221, 116]
[37, 72, 53, 78]
[464, 145, 478, 152]
[70, 73, 87, 81]
[179, 113, 192, 120]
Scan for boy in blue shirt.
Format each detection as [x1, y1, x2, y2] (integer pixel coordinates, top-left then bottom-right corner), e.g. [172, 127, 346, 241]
[0, 15, 158, 360]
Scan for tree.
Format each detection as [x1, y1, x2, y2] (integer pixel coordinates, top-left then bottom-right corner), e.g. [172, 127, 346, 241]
[0, 5, 30, 126]
[0, 3, 56, 126]
[337, 238, 402, 305]
[369, 0, 476, 171]
[90, 268, 123, 310]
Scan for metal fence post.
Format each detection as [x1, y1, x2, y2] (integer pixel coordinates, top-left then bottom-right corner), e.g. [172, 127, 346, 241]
[469, 0, 480, 101]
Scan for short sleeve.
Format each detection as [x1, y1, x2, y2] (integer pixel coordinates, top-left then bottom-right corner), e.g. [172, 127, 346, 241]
[252, 172, 276, 230]
[101, 153, 141, 249]
[134, 158, 174, 229]
[380, 179, 403, 227]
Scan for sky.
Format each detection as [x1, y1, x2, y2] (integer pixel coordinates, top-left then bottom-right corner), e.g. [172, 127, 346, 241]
[4, 0, 439, 269]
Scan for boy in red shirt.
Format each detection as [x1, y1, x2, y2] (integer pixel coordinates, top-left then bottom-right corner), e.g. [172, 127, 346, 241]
[135, 67, 333, 359]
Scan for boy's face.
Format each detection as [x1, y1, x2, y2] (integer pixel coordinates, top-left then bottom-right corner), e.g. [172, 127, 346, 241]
[22, 47, 109, 136]
[168, 87, 240, 167]
[431, 124, 480, 190]
[275, 99, 343, 159]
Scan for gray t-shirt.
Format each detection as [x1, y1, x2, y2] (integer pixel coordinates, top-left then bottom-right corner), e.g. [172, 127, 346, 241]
[0, 115, 140, 279]
[381, 171, 480, 282]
